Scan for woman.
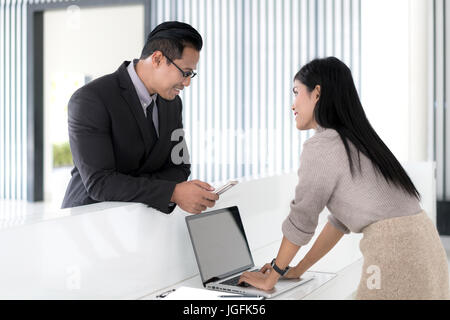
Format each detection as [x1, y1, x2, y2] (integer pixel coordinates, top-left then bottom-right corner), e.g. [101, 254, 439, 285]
[238, 57, 450, 299]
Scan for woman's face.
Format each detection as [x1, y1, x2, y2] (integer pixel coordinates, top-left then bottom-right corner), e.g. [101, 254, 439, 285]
[291, 80, 319, 130]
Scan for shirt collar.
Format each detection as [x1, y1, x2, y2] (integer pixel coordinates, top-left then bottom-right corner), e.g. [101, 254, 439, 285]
[127, 59, 156, 108]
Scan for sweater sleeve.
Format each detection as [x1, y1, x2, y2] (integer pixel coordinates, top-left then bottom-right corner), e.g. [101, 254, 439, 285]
[282, 140, 340, 246]
[327, 214, 350, 234]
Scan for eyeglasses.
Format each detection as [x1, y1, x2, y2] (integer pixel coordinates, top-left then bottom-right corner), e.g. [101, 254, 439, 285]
[162, 53, 197, 79]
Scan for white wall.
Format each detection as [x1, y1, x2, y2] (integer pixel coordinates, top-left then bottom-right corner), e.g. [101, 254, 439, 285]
[44, 5, 145, 82]
[408, 0, 430, 162]
[361, 0, 430, 163]
[361, 0, 410, 162]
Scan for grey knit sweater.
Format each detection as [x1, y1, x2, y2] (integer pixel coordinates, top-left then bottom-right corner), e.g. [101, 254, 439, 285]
[282, 126, 423, 246]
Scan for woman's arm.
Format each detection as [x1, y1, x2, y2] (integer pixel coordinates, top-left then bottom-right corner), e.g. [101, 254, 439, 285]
[238, 140, 344, 290]
[238, 236, 301, 290]
[287, 221, 344, 278]
[238, 221, 344, 290]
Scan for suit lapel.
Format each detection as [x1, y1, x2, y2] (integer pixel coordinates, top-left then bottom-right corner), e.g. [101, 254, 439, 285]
[117, 61, 177, 173]
[144, 95, 171, 166]
[117, 62, 153, 155]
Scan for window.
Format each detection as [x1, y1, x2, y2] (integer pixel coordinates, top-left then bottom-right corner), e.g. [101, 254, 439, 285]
[152, 0, 362, 183]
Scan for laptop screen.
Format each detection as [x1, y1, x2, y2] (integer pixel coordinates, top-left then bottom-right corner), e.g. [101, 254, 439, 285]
[186, 206, 254, 285]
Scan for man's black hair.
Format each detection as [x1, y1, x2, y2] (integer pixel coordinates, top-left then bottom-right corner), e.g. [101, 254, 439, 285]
[140, 21, 203, 61]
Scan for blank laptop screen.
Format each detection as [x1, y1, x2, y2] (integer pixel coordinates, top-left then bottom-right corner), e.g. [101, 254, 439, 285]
[186, 207, 254, 284]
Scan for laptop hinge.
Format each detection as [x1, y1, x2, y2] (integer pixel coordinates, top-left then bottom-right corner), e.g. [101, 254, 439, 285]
[204, 277, 220, 286]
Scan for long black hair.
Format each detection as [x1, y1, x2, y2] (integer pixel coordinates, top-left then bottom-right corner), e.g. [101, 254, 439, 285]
[295, 57, 420, 200]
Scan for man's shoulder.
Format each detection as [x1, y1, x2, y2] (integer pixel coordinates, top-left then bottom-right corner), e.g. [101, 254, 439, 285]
[68, 69, 123, 109]
[75, 61, 127, 95]
[78, 71, 120, 95]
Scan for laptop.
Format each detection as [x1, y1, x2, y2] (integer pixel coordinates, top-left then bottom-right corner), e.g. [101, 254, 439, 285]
[185, 206, 314, 298]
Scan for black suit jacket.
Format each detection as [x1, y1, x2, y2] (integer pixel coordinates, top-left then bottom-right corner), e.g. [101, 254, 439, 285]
[61, 61, 190, 213]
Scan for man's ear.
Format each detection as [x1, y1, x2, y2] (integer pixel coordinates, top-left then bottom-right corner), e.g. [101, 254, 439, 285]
[151, 51, 163, 67]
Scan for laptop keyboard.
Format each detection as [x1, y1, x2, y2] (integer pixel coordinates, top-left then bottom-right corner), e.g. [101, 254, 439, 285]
[219, 275, 250, 287]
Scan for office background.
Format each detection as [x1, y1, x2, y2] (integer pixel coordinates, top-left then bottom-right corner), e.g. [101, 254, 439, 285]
[0, 0, 449, 232]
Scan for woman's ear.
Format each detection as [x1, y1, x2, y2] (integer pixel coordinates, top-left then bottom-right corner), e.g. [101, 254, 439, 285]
[314, 85, 321, 100]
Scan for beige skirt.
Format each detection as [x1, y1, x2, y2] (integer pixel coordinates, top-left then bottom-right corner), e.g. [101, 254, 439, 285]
[356, 211, 450, 300]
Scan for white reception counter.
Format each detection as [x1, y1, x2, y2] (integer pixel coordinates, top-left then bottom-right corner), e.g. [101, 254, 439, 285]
[0, 162, 436, 299]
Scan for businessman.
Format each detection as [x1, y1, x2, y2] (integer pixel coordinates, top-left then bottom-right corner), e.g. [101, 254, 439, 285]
[62, 21, 218, 214]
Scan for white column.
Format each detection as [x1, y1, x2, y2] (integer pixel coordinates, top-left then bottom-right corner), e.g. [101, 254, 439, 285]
[408, 0, 429, 161]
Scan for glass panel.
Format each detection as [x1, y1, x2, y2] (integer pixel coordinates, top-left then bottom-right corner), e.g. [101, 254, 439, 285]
[43, 4, 145, 204]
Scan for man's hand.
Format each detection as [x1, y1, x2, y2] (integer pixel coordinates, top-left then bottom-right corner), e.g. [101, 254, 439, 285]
[170, 180, 219, 214]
